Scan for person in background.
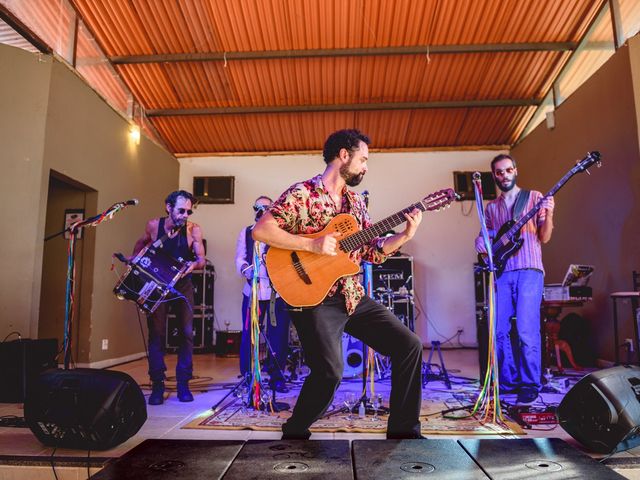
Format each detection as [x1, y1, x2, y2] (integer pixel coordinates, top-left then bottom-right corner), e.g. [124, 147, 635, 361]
[475, 154, 555, 405]
[235, 195, 291, 393]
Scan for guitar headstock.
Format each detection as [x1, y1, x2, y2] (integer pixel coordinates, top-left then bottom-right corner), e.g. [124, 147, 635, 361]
[574, 151, 602, 174]
[422, 188, 457, 212]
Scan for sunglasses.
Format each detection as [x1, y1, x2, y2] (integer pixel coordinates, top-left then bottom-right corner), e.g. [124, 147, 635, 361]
[253, 204, 269, 212]
[176, 208, 193, 215]
[494, 167, 515, 177]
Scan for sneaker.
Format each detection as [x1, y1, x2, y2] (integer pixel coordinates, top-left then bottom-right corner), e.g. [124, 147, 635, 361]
[516, 388, 538, 405]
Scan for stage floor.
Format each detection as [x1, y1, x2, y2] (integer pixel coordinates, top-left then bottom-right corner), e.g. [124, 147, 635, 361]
[2, 348, 640, 478]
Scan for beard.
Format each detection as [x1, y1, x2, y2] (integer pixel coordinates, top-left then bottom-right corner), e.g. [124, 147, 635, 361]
[340, 161, 365, 187]
[170, 212, 187, 227]
[496, 174, 517, 192]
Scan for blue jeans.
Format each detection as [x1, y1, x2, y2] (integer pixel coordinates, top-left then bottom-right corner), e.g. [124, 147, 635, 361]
[240, 295, 291, 382]
[495, 269, 543, 392]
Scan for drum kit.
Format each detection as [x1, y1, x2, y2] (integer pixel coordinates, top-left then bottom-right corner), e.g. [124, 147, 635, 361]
[113, 245, 190, 314]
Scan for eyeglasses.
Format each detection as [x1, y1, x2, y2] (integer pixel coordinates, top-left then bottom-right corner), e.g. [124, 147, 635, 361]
[253, 204, 269, 212]
[494, 167, 515, 177]
[176, 208, 193, 215]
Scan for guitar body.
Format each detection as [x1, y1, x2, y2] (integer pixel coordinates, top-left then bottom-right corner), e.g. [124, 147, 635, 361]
[490, 220, 524, 277]
[265, 214, 362, 307]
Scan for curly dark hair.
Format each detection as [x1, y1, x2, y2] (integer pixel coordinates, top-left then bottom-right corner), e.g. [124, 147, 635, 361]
[490, 154, 517, 172]
[322, 129, 371, 164]
[165, 190, 195, 207]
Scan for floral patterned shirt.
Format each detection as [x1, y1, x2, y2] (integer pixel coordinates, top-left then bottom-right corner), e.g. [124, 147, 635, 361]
[270, 174, 391, 314]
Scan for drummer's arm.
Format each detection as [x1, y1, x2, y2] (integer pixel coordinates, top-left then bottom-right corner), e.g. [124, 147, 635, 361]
[129, 221, 154, 261]
[187, 224, 206, 272]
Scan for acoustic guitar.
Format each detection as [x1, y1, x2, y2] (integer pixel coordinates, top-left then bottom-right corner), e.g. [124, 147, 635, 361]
[265, 188, 457, 307]
[478, 151, 601, 277]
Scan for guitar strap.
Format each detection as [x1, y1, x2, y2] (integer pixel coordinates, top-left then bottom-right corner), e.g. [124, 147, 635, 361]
[512, 189, 530, 221]
[152, 218, 183, 249]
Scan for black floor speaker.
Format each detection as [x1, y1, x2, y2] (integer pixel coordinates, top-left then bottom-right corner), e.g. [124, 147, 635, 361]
[558, 365, 640, 453]
[0, 338, 57, 403]
[24, 368, 147, 450]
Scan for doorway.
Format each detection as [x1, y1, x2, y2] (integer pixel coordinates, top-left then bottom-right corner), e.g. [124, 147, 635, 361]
[38, 171, 96, 365]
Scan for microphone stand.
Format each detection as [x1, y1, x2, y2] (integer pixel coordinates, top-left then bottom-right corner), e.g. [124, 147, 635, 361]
[44, 201, 136, 369]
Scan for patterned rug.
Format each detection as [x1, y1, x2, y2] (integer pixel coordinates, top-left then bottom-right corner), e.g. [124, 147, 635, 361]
[183, 389, 524, 436]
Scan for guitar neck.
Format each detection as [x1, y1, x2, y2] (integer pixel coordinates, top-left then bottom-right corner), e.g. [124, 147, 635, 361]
[501, 168, 576, 241]
[340, 201, 428, 253]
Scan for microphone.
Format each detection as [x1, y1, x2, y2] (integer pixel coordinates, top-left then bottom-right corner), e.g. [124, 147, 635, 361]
[362, 190, 369, 208]
[472, 172, 481, 181]
[122, 199, 139, 206]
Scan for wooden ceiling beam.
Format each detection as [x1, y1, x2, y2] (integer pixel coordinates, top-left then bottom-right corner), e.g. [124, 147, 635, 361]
[0, 4, 51, 54]
[147, 99, 540, 117]
[112, 43, 576, 64]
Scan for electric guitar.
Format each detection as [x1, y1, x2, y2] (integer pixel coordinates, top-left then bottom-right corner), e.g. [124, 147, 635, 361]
[265, 188, 457, 307]
[478, 151, 602, 277]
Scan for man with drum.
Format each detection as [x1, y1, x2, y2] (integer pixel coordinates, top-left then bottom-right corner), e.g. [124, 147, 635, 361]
[130, 190, 206, 405]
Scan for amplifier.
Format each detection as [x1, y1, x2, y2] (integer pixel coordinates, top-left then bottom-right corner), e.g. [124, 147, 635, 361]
[192, 265, 214, 308]
[0, 338, 58, 403]
[166, 308, 214, 353]
[371, 255, 413, 293]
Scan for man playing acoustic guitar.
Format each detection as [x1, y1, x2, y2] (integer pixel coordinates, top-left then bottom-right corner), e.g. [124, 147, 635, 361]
[475, 154, 555, 405]
[252, 129, 425, 439]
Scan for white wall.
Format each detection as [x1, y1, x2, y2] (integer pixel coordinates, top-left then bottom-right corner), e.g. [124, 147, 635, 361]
[179, 150, 505, 346]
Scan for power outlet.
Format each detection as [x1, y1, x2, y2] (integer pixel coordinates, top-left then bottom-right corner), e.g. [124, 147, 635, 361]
[102, 339, 109, 351]
[456, 327, 464, 334]
[625, 338, 634, 352]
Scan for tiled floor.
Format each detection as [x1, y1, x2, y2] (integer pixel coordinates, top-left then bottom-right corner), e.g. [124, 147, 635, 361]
[2, 348, 640, 479]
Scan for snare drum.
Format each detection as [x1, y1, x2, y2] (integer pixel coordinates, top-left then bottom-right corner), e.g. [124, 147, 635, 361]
[113, 246, 188, 314]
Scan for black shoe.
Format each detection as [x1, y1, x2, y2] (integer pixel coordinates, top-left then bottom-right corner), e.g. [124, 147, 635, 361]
[516, 388, 538, 405]
[148, 381, 165, 405]
[499, 386, 520, 395]
[269, 379, 290, 394]
[177, 381, 194, 402]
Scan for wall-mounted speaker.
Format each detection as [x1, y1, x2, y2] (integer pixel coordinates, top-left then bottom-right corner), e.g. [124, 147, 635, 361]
[558, 365, 640, 453]
[193, 176, 234, 204]
[453, 171, 497, 201]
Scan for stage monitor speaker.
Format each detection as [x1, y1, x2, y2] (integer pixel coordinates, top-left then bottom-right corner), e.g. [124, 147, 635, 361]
[0, 338, 57, 403]
[342, 334, 363, 378]
[24, 368, 147, 450]
[558, 365, 640, 453]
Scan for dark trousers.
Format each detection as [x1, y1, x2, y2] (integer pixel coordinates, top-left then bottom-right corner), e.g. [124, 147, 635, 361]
[283, 294, 423, 439]
[147, 278, 194, 383]
[240, 295, 291, 382]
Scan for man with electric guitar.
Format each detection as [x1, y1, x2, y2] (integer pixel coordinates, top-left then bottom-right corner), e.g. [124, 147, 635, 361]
[253, 129, 434, 440]
[475, 154, 555, 405]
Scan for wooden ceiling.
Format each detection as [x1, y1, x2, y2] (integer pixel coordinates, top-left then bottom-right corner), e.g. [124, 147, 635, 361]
[59, 1, 611, 153]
